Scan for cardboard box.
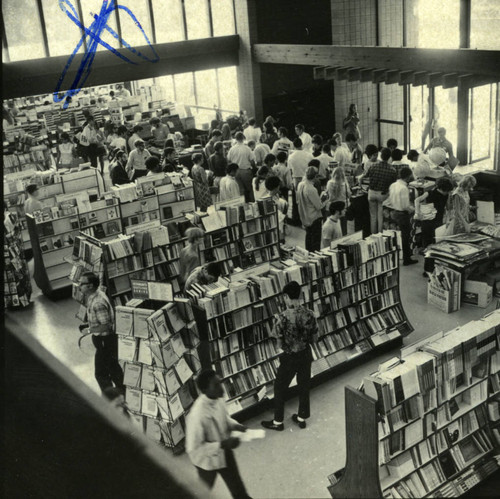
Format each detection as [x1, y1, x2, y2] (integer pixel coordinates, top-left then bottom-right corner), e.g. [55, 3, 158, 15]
[462, 280, 493, 308]
[427, 282, 458, 313]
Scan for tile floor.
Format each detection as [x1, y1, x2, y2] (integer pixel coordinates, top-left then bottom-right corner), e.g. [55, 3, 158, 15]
[6, 220, 498, 499]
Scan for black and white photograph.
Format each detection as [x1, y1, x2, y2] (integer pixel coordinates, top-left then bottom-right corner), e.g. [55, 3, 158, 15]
[3, 1, 500, 497]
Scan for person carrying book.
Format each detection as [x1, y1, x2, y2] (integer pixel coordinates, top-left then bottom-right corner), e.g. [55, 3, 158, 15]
[186, 369, 251, 499]
[184, 262, 222, 293]
[79, 271, 124, 393]
[262, 280, 319, 431]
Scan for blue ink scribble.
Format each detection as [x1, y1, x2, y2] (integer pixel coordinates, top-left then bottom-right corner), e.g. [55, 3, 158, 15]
[54, 0, 159, 109]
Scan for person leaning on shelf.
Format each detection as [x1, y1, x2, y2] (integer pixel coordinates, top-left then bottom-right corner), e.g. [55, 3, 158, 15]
[262, 280, 319, 431]
[186, 369, 251, 499]
[184, 262, 222, 293]
[179, 227, 205, 286]
[321, 201, 346, 249]
[79, 271, 124, 393]
[24, 183, 44, 215]
[109, 149, 130, 186]
[219, 163, 241, 202]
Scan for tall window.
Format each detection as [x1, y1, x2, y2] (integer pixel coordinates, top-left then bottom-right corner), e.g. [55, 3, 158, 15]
[471, 0, 500, 49]
[211, 0, 236, 36]
[469, 84, 496, 165]
[434, 87, 458, 157]
[184, 0, 210, 40]
[151, 0, 185, 43]
[115, 0, 153, 47]
[79, 0, 119, 52]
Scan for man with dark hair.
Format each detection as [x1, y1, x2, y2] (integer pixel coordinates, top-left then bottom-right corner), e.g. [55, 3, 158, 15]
[363, 144, 379, 173]
[79, 271, 124, 392]
[227, 132, 255, 202]
[297, 166, 328, 251]
[24, 184, 43, 215]
[243, 117, 261, 143]
[360, 147, 397, 234]
[295, 123, 312, 152]
[272, 151, 293, 199]
[126, 139, 151, 180]
[209, 141, 228, 189]
[417, 177, 454, 250]
[219, 163, 240, 201]
[384, 166, 417, 265]
[322, 201, 346, 248]
[271, 126, 294, 156]
[345, 133, 363, 165]
[387, 138, 398, 151]
[145, 156, 162, 175]
[128, 124, 143, 152]
[205, 129, 223, 158]
[262, 281, 319, 431]
[184, 262, 222, 292]
[311, 134, 323, 157]
[288, 138, 314, 189]
[186, 369, 250, 498]
[162, 147, 178, 173]
[150, 116, 171, 147]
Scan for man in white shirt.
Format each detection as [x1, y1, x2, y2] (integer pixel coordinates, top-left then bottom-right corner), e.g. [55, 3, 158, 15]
[186, 369, 251, 498]
[127, 125, 143, 152]
[288, 138, 314, 189]
[249, 139, 271, 166]
[219, 163, 241, 201]
[109, 125, 128, 151]
[295, 124, 312, 152]
[321, 201, 346, 248]
[227, 132, 255, 202]
[271, 127, 294, 157]
[272, 151, 293, 197]
[115, 84, 131, 98]
[297, 166, 328, 251]
[243, 117, 262, 143]
[384, 166, 417, 266]
[126, 139, 151, 180]
[317, 144, 333, 180]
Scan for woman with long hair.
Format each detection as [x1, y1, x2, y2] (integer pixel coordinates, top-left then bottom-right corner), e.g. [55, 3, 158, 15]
[252, 166, 271, 201]
[342, 103, 361, 141]
[326, 166, 351, 232]
[446, 175, 477, 234]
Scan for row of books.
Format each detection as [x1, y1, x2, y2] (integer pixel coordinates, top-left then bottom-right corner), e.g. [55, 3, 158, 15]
[209, 324, 272, 360]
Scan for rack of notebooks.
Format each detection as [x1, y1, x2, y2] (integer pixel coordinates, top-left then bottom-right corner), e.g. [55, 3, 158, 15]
[116, 285, 201, 452]
[189, 230, 412, 415]
[326, 309, 500, 499]
[25, 170, 105, 296]
[426, 234, 500, 313]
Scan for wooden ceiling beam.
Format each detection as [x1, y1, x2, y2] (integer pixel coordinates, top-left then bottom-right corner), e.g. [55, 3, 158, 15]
[313, 66, 328, 80]
[372, 69, 388, 83]
[347, 67, 363, 82]
[384, 70, 401, 85]
[252, 44, 500, 77]
[442, 73, 461, 89]
[458, 74, 499, 89]
[334, 67, 351, 80]
[426, 72, 445, 87]
[412, 71, 430, 87]
[323, 66, 339, 80]
[398, 71, 416, 85]
[360, 68, 376, 82]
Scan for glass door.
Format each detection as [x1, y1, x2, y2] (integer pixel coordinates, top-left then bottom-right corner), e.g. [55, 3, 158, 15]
[469, 84, 494, 164]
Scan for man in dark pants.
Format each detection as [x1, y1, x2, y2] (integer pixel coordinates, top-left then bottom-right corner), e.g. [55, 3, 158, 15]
[80, 271, 124, 392]
[262, 281, 319, 431]
[186, 369, 251, 499]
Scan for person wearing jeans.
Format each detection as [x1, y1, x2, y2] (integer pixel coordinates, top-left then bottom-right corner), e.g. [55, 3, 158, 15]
[384, 166, 418, 266]
[361, 147, 397, 234]
[262, 281, 319, 431]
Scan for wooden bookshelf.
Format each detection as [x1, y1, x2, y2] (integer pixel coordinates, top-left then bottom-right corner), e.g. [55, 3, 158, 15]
[115, 295, 201, 452]
[327, 310, 500, 499]
[191, 230, 411, 415]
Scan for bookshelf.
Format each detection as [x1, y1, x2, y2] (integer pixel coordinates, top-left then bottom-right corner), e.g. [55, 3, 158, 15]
[26, 186, 112, 297]
[327, 310, 500, 499]
[116, 293, 201, 451]
[191, 230, 411, 415]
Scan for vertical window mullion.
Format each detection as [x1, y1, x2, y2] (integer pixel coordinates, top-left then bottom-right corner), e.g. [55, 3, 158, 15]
[36, 0, 50, 57]
[1, 10, 10, 63]
[207, 0, 214, 37]
[113, 0, 123, 48]
[180, 0, 188, 40]
[75, 0, 88, 53]
[192, 72, 198, 106]
[147, 0, 157, 44]
[215, 69, 222, 109]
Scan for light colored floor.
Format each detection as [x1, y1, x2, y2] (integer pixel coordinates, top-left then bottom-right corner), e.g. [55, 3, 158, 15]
[6, 221, 497, 499]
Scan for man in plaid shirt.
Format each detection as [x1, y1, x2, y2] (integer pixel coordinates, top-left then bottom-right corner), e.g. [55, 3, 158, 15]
[80, 271, 124, 393]
[361, 147, 397, 234]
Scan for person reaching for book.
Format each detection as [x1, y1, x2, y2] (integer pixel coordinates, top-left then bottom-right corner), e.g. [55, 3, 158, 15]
[262, 280, 319, 431]
[186, 369, 252, 499]
[184, 262, 222, 293]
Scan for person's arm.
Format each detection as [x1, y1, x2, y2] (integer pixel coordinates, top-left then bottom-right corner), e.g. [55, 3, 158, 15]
[126, 150, 135, 173]
[88, 302, 113, 334]
[321, 223, 333, 249]
[402, 186, 414, 213]
[269, 315, 284, 350]
[226, 413, 246, 432]
[309, 185, 327, 210]
[186, 414, 228, 464]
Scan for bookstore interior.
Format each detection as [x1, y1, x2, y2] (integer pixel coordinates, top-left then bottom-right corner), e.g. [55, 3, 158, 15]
[3, 1, 500, 498]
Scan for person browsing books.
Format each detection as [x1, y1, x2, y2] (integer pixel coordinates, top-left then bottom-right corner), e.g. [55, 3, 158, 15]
[262, 281, 319, 431]
[145, 156, 163, 175]
[109, 150, 130, 186]
[322, 201, 346, 248]
[24, 184, 44, 215]
[184, 262, 222, 293]
[186, 369, 251, 498]
[79, 271, 124, 393]
[179, 227, 205, 286]
[219, 163, 241, 202]
[126, 139, 151, 180]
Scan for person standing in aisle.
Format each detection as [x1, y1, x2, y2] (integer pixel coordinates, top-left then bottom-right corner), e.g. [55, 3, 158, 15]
[260, 121, 278, 148]
[109, 149, 130, 185]
[209, 141, 228, 191]
[243, 117, 262, 143]
[342, 103, 361, 141]
[322, 201, 346, 249]
[445, 175, 477, 235]
[204, 129, 222, 158]
[79, 271, 124, 393]
[227, 132, 255, 202]
[384, 166, 418, 266]
[249, 139, 271, 167]
[295, 124, 313, 152]
[219, 163, 241, 202]
[179, 227, 205, 287]
[126, 139, 151, 180]
[272, 151, 293, 200]
[252, 166, 271, 201]
[56, 132, 75, 169]
[24, 184, 44, 215]
[191, 153, 212, 212]
[360, 147, 397, 235]
[271, 127, 294, 157]
[80, 116, 105, 172]
[186, 369, 251, 499]
[297, 166, 329, 252]
[289, 138, 314, 225]
[161, 147, 179, 173]
[145, 156, 163, 175]
[128, 124, 143, 152]
[262, 280, 319, 431]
